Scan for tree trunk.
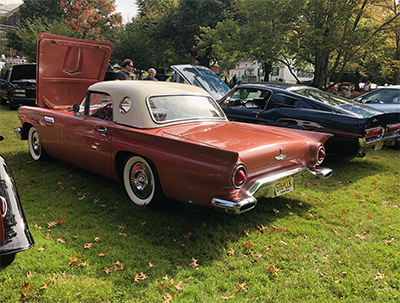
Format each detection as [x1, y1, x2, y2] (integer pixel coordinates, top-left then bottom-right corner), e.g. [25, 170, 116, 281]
[312, 52, 329, 89]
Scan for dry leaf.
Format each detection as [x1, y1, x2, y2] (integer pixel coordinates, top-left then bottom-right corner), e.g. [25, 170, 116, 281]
[228, 248, 235, 256]
[173, 281, 184, 291]
[114, 261, 124, 271]
[40, 282, 48, 290]
[134, 272, 148, 282]
[84, 243, 93, 249]
[68, 254, 82, 266]
[21, 282, 34, 297]
[267, 266, 278, 275]
[245, 240, 252, 249]
[94, 237, 100, 242]
[26, 272, 32, 279]
[49, 276, 58, 282]
[104, 268, 111, 275]
[149, 261, 154, 267]
[98, 252, 105, 256]
[235, 281, 249, 292]
[189, 257, 199, 268]
[222, 294, 235, 299]
[374, 271, 385, 280]
[37, 247, 45, 252]
[164, 292, 174, 303]
[57, 237, 65, 243]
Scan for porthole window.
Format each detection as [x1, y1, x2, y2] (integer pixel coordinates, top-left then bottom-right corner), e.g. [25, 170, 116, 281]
[119, 96, 132, 113]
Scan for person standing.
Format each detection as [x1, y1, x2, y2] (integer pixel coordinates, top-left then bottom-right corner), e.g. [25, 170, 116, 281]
[116, 59, 133, 80]
[143, 68, 158, 81]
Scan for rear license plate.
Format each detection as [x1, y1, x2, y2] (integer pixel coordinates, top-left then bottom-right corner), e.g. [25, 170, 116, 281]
[15, 89, 25, 93]
[374, 141, 384, 150]
[15, 93, 25, 97]
[275, 176, 294, 196]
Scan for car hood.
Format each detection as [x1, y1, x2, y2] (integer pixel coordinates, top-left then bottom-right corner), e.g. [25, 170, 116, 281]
[161, 121, 330, 169]
[36, 33, 112, 109]
[171, 64, 230, 101]
[10, 64, 36, 81]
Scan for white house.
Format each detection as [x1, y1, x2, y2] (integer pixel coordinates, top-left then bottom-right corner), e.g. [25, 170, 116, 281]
[229, 59, 314, 84]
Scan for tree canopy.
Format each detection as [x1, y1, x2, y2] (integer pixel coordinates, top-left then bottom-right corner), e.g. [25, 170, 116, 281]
[5, 0, 400, 85]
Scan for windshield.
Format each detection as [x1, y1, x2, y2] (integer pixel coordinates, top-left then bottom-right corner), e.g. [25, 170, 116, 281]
[171, 65, 230, 101]
[147, 94, 225, 123]
[288, 86, 383, 117]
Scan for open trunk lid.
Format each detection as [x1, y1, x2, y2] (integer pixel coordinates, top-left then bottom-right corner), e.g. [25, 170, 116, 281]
[36, 33, 112, 110]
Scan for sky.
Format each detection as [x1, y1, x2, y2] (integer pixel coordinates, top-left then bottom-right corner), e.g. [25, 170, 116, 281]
[1, 0, 138, 24]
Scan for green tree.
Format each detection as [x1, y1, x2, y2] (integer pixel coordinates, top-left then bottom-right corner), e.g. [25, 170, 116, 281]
[19, 0, 64, 23]
[9, 18, 72, 62]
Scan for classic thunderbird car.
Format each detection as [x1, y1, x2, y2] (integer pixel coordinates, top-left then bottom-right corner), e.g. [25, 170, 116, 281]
[171, 65, 400, 157]
[15, 33, 332, 214]
[0, 136, 34, 267]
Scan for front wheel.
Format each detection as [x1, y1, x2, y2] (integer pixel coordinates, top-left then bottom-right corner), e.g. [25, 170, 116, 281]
[123, 156, 163, 207]
[28, 127, 48, 161]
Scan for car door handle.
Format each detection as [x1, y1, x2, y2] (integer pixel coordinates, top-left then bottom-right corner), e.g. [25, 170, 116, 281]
[97, 127, 108, 134]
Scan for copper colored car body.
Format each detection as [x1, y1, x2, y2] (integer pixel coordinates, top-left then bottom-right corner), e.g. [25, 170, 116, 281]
[15, 33, 332, 214]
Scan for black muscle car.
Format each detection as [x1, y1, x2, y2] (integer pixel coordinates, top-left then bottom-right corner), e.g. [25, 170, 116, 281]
[171, 65, 400, 157]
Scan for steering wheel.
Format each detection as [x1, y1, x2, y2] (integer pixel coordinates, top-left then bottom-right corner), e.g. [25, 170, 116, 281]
[372, 98, 381, 104]
[96, 104, 112, 120]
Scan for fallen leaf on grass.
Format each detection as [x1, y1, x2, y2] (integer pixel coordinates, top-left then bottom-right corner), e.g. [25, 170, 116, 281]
[21, 282, 34, 297]
[98, 252, 105, 256]
[26, 272, 32, 278]
[355, 234, 365, 240]
[279, 240, 287, 245]
[40, 282, 48, 290]
[189, 257, 199, 268]
[76, 261, 89, 268]
[134, 272, 148, 282]
[103, 268, 111, 275]
[114, 261, 124, 271]
[84, 243, 93, 249]
[235, 281, 249, 292]
[57, 237, 65, 243]
[266, 266, 278, 275]
[68, 254, 82, 266]
[227, 248, 235, 256]
[367, 214, 372, 220]
[245, 240, 252, 249]
[172, 280, 184, 291]
[164, 293, 174, 303]
[222, 294, 235, 299]
[384, 237, 395, 245]
[374, 271, 385, 280]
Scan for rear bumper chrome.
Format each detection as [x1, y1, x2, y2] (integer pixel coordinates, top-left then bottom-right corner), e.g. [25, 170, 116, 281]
[211, 166, 332, 215]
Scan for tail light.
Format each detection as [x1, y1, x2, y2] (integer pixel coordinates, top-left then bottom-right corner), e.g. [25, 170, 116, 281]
[316, 146, 326, 165]
[0, 196, 7, 217]
[387, 123, 400, 134]
[232, 164, 247, 189]
[365, 126, 384, 138]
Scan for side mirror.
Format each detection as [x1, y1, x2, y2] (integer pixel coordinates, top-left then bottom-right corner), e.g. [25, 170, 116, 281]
[72, 103, 81, 116]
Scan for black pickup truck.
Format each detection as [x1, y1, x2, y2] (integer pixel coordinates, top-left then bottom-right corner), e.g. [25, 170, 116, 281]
[0, 63, 36, 110]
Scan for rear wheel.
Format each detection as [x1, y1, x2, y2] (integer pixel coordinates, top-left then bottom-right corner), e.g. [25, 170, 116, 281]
[123, 156, 163, 207]
[28, 127, 48, 161]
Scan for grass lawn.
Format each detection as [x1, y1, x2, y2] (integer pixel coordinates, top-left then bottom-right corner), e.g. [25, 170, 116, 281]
[0, 105, 399, 302]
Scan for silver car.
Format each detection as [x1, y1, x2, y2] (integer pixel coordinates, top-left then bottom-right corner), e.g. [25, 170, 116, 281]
[354, 86, 400, 113]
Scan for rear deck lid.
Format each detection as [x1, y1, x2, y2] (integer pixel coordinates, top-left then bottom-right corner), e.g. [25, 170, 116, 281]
[36, 33, 112, 109]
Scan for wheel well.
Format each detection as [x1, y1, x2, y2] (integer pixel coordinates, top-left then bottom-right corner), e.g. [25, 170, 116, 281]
[21, 123, 34, 140]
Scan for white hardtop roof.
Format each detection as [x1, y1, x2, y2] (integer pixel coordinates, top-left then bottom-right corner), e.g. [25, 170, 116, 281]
[88, 80, 220, 128]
